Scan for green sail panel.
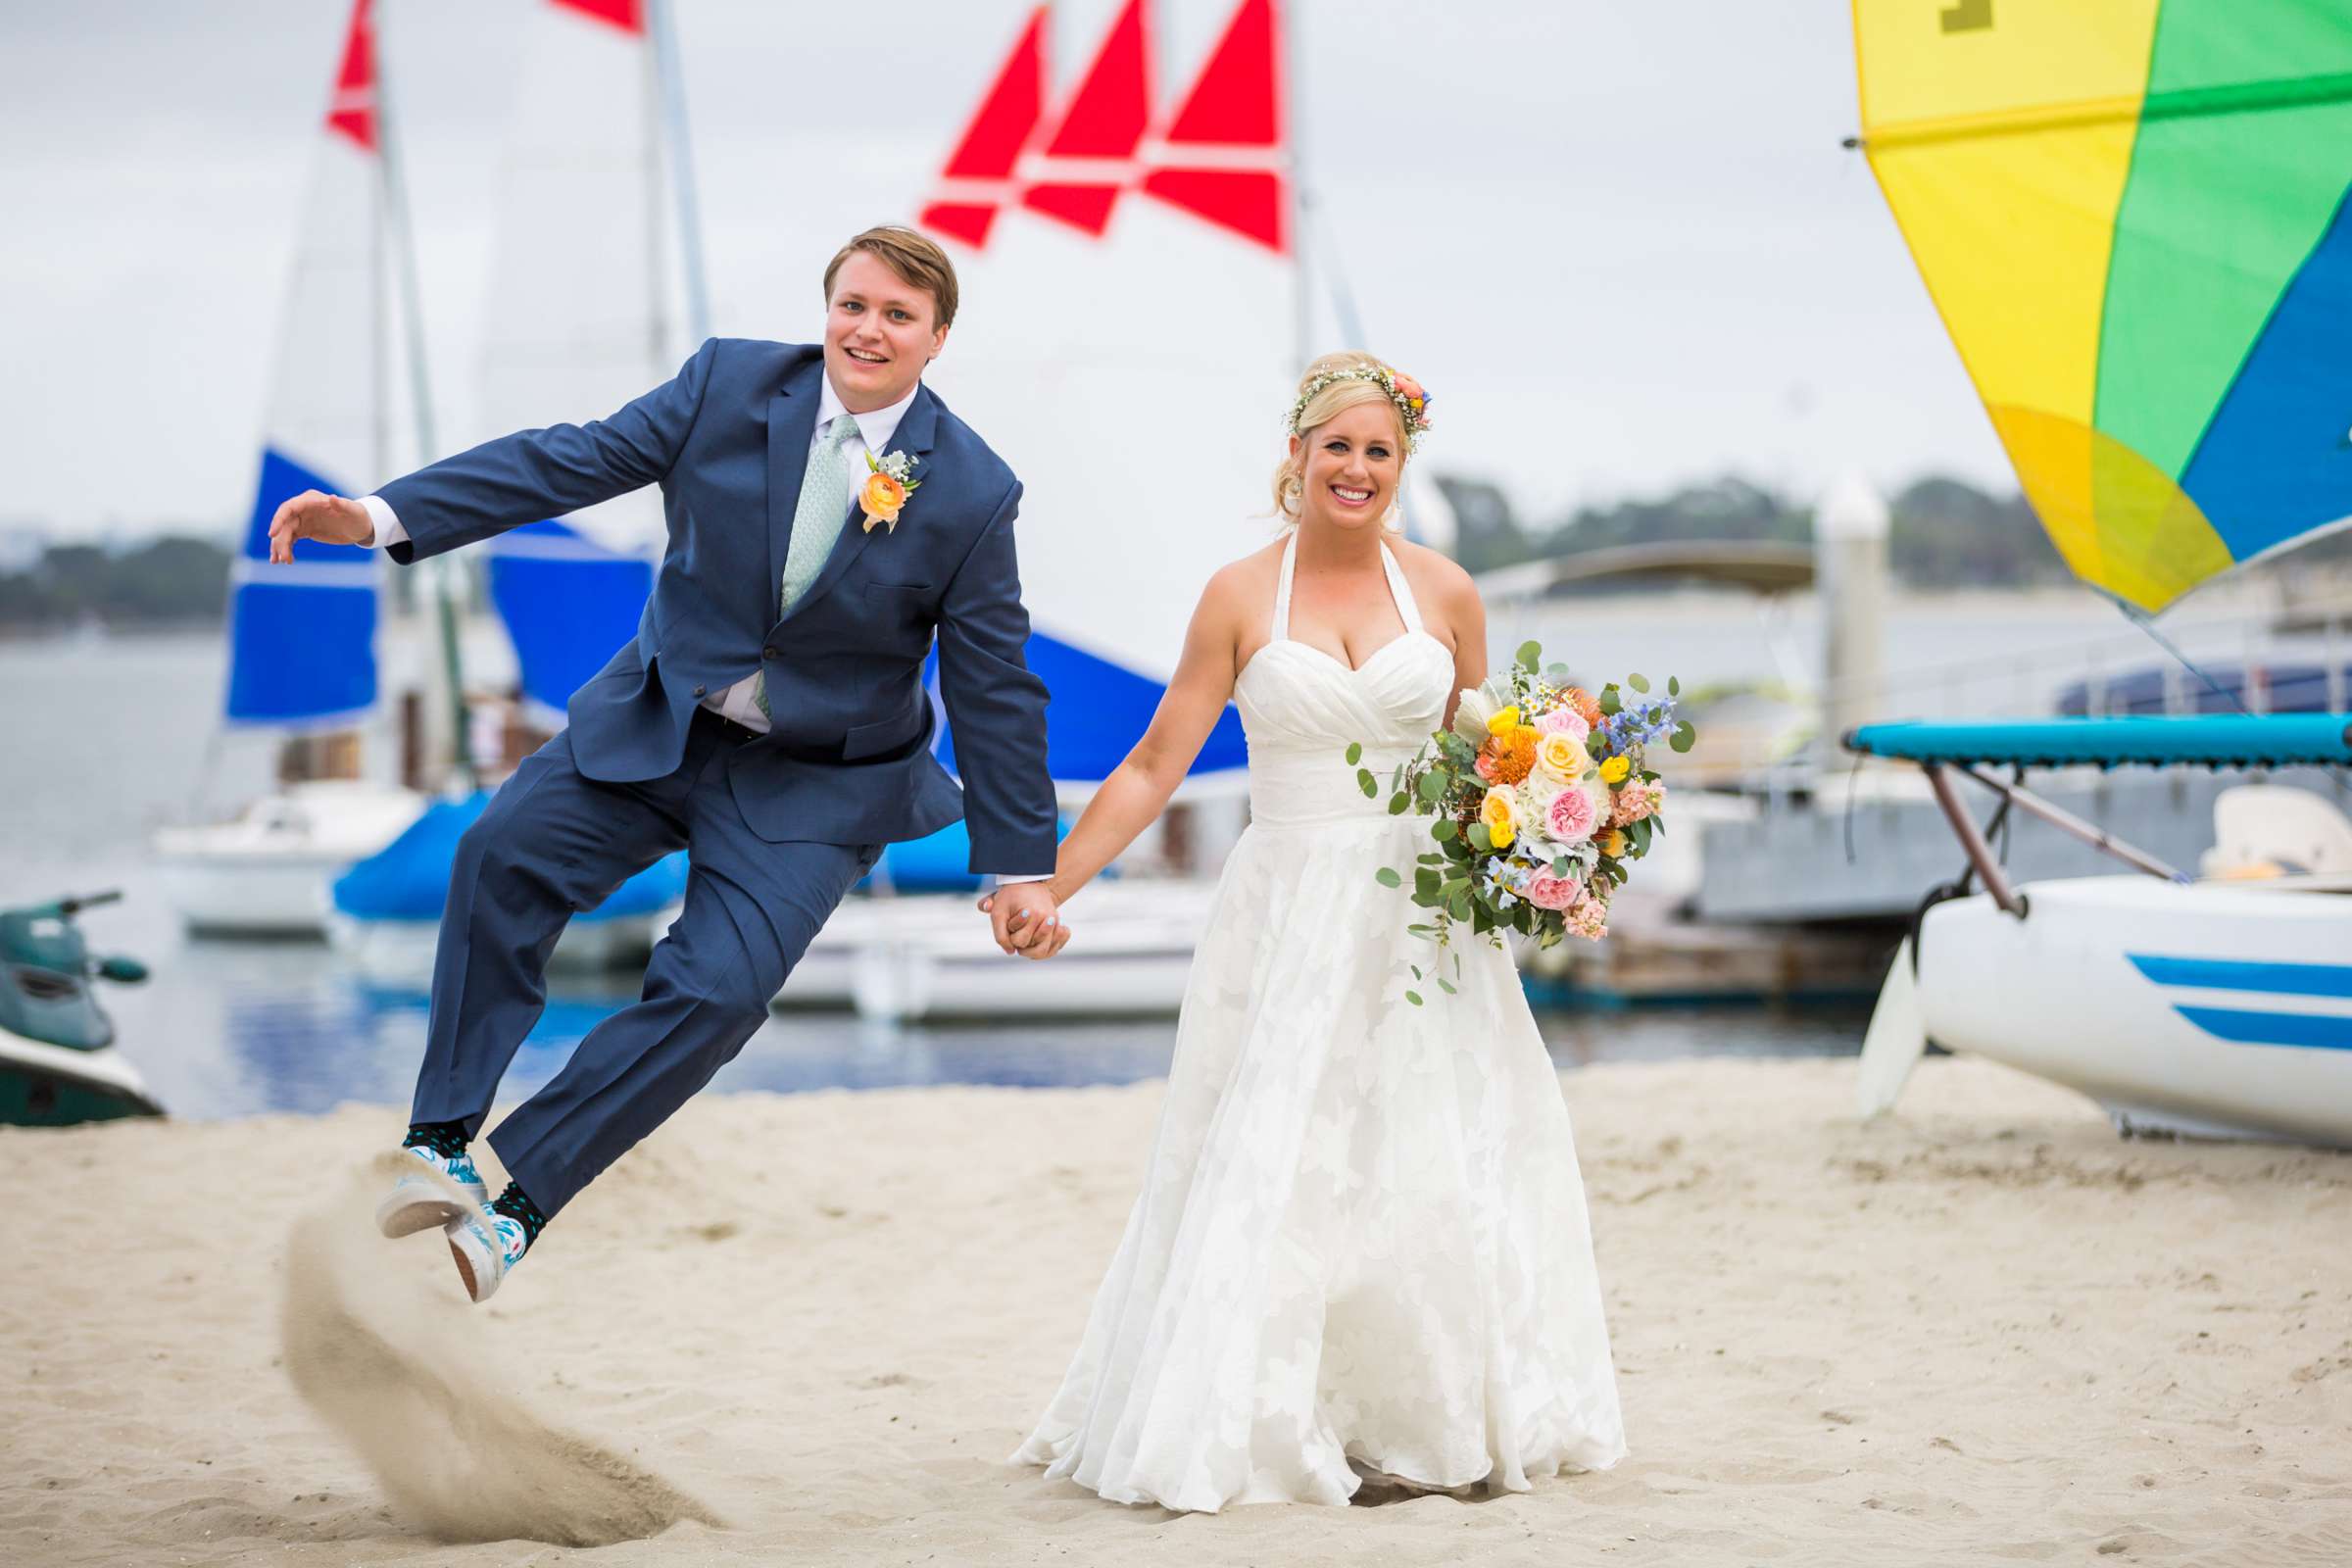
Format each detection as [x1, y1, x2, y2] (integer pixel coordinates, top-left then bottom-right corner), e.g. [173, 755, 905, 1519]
[2094, 0, 2352, 480]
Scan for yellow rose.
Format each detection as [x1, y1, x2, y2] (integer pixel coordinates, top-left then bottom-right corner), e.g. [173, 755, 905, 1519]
[1600, 828, 1628, 858]
[1534, 730, 1585, 781]
[1479, 786, 1518, 850]
[1598, 755, 1632, 785]
[1487, 706, 1521, 736]
[859, 471, 908, 531]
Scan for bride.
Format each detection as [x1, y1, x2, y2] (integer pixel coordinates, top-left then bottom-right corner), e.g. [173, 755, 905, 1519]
[1002, 353, 1626, 1511]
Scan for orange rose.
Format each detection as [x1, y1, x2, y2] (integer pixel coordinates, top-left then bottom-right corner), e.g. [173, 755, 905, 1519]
[859, 471, 908, 532]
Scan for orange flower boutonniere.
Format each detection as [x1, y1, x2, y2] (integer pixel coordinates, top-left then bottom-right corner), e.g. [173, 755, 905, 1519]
[860, 450, 921, 533]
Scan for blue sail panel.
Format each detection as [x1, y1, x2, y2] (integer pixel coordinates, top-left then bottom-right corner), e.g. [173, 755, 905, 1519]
[225, 446, 380, 725]
[485, 519, 655, 715]
[929, 627, 1248, 784]
[225, 578, 377, 725]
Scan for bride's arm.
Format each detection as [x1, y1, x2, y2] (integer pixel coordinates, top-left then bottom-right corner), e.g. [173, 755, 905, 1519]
[1041, 571, 1247, 905]
[1432, 556, 1489, 732]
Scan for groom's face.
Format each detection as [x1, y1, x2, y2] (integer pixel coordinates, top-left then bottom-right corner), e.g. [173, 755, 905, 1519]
[823, 251, 948, 413]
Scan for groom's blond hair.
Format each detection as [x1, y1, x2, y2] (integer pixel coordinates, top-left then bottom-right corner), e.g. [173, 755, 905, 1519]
[824, 225, 960, 331]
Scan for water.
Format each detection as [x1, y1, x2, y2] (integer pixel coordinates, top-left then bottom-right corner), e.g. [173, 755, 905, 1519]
[3, 627, 1882, 1121]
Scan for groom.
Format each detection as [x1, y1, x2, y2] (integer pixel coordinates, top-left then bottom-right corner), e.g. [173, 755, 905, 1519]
[269, 226, 1068, 1302]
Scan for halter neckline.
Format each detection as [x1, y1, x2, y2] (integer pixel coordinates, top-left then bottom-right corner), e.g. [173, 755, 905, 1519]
[1271, 530, 1424, 667]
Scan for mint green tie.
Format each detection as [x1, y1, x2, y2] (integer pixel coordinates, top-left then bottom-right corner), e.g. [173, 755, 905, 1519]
[756, 414, 860, 719]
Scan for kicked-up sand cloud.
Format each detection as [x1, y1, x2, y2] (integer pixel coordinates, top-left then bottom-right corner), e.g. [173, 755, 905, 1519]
[279, 1156, 720, 1547]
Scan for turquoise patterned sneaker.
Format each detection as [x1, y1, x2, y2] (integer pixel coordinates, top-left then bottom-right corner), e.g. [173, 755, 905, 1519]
[374, 1144, 490, 1239]
[444, 1208, 529, 1304]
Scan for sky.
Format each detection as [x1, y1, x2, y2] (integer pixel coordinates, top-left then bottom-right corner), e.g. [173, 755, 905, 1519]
[0, 0, 2012, 543]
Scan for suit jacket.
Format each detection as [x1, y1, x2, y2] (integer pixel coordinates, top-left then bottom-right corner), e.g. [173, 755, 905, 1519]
[377, 338, 1057, 874]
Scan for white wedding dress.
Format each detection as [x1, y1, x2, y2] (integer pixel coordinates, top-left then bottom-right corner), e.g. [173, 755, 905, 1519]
[1014, 534, 1626, 1511]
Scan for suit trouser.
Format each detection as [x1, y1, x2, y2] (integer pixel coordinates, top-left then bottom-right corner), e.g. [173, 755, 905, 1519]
[408, 711, 879, 1217]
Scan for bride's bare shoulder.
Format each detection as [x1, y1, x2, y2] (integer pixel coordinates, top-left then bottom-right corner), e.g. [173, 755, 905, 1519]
[1390, 537, 1480, 615]
[1195, 538, 1288, 618]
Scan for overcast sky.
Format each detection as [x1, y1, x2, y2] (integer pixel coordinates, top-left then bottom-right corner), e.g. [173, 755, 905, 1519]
[0, 0, 2010, 541]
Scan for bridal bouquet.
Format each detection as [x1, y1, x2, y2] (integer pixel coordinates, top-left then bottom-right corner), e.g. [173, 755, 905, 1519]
[1351, 642, 1692, 1001]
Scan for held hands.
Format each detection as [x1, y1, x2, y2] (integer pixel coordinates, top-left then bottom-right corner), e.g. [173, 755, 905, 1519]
[976, 881, 1072, 961]
[266, 490, 375, 562]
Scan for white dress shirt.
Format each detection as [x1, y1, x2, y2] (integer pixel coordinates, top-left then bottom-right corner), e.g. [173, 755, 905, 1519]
[361, 371, 1049, 886]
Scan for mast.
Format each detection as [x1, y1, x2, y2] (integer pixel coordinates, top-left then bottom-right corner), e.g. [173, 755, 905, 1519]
[373, 9, 476, 791]
[649, 0, 711, 344]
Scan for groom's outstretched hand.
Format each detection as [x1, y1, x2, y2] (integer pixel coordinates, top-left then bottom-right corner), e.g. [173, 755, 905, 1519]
[267, 489, 375, 562]
[977, 882, 1071, 960]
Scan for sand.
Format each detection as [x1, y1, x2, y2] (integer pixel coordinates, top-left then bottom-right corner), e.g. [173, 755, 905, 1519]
[3, 1054, 2348, 1566]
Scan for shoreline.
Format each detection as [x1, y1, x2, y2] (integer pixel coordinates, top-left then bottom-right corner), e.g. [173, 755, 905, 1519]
[6, 1054, 2348, 1564]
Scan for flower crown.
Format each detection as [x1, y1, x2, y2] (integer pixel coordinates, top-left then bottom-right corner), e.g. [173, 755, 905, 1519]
[1286, 363, 1434, 454]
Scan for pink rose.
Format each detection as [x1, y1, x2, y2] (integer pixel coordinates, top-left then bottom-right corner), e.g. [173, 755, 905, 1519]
[1473, 751, 1498, 783]
[1537, 709, 1590, 745]
[1544, 782, 1598, 844]
[1525, 873, 1582, 910]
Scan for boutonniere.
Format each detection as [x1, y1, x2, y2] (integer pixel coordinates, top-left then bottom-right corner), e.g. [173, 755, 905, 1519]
[859, 450, 922, 534]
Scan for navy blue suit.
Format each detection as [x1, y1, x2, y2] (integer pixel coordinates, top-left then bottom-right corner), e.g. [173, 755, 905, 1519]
[386, 339, 1056, 1215]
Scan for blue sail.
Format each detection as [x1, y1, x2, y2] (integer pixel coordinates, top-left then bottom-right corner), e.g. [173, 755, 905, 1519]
[484, 519, 656, 718]
[224, 447, 379, 726]
[928, 628, 1249, 784]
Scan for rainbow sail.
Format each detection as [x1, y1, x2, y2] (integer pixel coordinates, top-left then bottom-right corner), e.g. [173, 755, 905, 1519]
[1852, 0, 2352, 613]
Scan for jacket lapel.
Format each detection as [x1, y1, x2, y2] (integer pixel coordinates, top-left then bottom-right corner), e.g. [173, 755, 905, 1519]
[784, 382, 942, 624]
[763, 357, 826, 608]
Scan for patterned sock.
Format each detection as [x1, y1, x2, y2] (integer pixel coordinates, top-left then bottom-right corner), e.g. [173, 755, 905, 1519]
[402, 1119, 469, 1160]
[489, 1182, 548, 1250]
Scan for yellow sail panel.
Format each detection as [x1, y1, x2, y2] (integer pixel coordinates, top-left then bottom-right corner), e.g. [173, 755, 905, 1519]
[1855, 0, 2162, 426]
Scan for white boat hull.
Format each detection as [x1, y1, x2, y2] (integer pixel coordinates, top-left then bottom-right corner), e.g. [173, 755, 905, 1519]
[153, 782, 424, 938]
[775, 880, 1214, 1021]
[1912, 876, 2352, 1148]
[325, 906, 677, 989]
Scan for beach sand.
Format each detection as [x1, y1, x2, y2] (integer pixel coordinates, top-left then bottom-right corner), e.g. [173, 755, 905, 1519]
[4, 1055, 2348, 1566]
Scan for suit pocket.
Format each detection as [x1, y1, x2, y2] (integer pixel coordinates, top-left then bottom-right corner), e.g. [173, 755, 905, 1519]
[842, 703, 928, 761]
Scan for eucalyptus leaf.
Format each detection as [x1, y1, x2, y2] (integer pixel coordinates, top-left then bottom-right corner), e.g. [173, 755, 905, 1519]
[1670, 720, 1695, 754]
[1388, 793, 1410, 815]
[1628, 672, 1648, 693]
[1599, 686, 1622, 716]
[1668, 675, 1680, 697]
[1468, 822, 1493, 852]
[1516, 640, 1542, 672]
[1405, 991, 1424, 1006]
[1437, 976, 1457, 995]
[1357, 769, 1379, 799]
[1433, 818, 1457, 842]
[1375, 866, 1401, 888]
[1345, 741, 1362, 765]
[1416, 772, 1446, 803]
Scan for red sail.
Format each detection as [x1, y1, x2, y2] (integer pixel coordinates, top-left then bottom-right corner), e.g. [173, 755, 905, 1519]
[919, 6, 1050, 250]
[551, 0, 645, 35]
[324, 0, 376, 154]
[1143, 0, 1288, 254]
[1023, 0, 1152, 237]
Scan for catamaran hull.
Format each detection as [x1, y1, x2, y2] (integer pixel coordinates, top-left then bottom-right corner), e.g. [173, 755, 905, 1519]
[1914, 877, 2352, 1148]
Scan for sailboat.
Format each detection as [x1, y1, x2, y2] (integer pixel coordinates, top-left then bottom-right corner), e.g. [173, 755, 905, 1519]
[782, 0, 1327, 1019]
[1844, 0, 2352, 1148]
[322, 0, 701, 985]
[151, 0, 424, 937]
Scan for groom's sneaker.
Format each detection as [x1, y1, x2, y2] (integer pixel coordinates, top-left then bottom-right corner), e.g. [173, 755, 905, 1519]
[444, 1207, 530, 1304]
[374, 1145, 490, 1239]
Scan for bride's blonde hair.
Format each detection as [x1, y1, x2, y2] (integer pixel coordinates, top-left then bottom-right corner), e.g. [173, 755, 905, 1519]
[1270, 351, 1413, 531]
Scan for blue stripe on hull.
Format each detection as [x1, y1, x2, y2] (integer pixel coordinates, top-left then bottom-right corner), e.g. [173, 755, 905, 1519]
[2129, 954, 2352, 1000]
[2173, 1005, 2352, 1053]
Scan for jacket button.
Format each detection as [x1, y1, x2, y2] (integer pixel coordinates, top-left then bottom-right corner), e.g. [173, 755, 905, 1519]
[693, 685, 706, 697]
[762, 646, 779, 661]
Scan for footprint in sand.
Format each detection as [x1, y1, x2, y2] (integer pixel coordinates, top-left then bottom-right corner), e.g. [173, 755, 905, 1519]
[278, 1158, 720, 1547]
